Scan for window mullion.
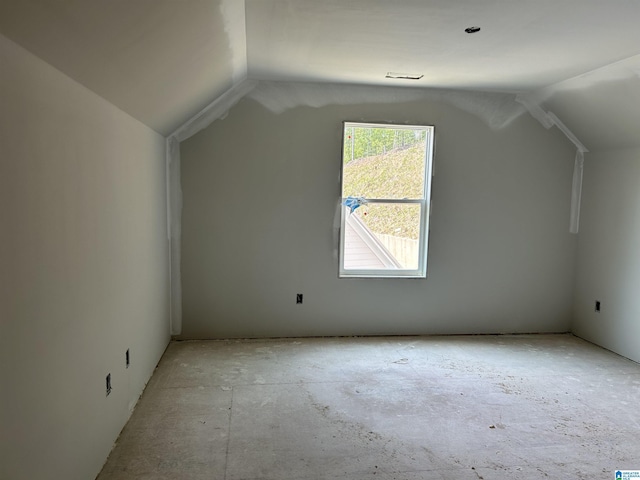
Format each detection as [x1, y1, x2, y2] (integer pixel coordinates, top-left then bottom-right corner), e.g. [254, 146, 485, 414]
[361, 198, 424, 204]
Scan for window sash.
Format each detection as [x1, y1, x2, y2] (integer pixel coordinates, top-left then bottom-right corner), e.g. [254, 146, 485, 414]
[339, 200, 429, 278]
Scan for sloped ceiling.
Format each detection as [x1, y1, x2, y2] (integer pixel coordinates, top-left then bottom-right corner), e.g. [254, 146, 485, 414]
[0, 0, 246, 135]
[1, 0, 639, 149]
[530, 55, 640, 152]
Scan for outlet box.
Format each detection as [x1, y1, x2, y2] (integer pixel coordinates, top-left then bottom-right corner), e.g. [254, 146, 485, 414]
[106, 373, 112, 396]
[126, 349, 130, 368]
[595, 300, 601, 312]
[296, 293, 303, 304]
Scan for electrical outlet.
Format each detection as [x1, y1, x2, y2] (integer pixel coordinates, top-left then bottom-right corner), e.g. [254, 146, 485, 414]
[595, 300, 601, 312]
[126, 349, 130, 368]
[106, 373, 112, 396]
[296, 293, 303, 304]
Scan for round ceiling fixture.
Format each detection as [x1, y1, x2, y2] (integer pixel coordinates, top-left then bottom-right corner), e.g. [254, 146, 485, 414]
[465, 26, 481, 34]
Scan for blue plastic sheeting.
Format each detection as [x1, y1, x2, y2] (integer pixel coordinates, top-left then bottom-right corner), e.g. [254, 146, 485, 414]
[343, 196, 367, 213]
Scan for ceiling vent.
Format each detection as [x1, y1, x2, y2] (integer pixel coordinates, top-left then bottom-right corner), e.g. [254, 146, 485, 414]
[385, 72, 424, 80]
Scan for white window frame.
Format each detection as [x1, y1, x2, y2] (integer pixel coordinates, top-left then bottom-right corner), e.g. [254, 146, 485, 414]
[339, 122, 434, 279]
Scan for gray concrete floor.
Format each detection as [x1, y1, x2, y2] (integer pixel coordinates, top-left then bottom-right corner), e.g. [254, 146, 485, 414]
[97, 334, 640, 479]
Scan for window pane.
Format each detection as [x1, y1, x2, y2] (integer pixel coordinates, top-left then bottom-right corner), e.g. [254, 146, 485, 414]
[342, 126, 426, 200]
[340, 122, 433, 278]
[343, 203, 421, 270]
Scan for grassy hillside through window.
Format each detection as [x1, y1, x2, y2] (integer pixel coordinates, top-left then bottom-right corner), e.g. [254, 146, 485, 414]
[342, 142, 426, 239]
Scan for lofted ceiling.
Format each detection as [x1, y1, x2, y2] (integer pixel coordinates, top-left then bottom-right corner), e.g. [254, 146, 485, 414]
[0, 0, 247, 135]
[1, 0, 640, 148]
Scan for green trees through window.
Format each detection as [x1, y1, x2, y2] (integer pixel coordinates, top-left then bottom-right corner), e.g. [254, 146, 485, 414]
[343, 125, 427, 163]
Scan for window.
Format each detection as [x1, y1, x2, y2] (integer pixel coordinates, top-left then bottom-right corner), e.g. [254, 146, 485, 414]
[339, 122, 434, 278]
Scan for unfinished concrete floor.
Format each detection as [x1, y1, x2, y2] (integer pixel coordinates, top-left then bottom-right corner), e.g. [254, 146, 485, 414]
[97, 334, 640, 479]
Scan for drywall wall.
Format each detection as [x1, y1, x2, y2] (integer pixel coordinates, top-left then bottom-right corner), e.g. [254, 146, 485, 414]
[178, 90, 577, 339]
[0, 34, 170, 479]
[166, 79, 528, 335]
[573, 148, 640, 363]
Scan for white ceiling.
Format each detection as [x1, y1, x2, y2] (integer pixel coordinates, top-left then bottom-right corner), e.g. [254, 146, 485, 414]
[1, 0, 640, 146]
[246, 0, 640, 92]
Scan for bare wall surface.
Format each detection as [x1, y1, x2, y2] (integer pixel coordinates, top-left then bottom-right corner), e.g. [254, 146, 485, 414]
[179, 94, 577, 339]
[573, 148, 640, 363]
[0, 34, 170, 479]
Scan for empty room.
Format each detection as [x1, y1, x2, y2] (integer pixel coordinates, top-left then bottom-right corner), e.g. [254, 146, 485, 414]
[2, 1, 640, 479]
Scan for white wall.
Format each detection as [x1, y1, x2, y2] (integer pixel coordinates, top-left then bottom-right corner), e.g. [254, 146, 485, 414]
[178, 94, 577, 339]
[573, 148, 640, 363]
[0, 34, 170, 479]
